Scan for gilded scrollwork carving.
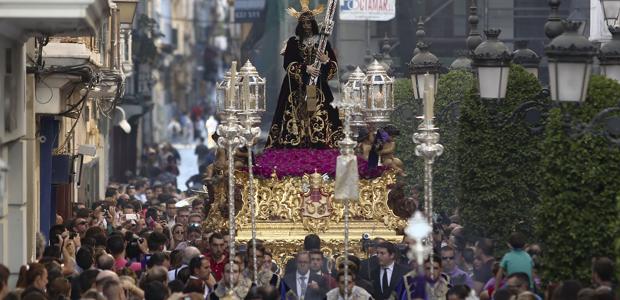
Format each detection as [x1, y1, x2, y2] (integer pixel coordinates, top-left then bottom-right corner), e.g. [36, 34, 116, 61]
[205, 169, 405, 234]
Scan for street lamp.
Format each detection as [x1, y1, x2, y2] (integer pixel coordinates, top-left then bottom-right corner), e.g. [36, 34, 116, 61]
[600, 0, 620, 28]
[113, 0, 139, 25]
[472, 29, 512, 99]
[114, 106, 132, 134]
[410, 42, 441, 101]
[512, 40, 541, 79]
[599, 26, 620, 83]
[362, 60, 394, 127]
[545, 21, 597, 102]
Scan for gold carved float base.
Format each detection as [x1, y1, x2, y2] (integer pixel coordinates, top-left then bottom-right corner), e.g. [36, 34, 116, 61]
[205, 170, 406, 266]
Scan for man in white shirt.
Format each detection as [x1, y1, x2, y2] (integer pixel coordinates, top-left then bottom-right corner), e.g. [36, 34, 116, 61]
[326, 270, 372, 300]
[186, 255, 216, 298]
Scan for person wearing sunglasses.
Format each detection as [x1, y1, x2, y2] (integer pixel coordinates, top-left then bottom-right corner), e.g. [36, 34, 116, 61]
[441, 245, 474, 289]
[170, 224, 187, 250]
[71, 218, 89, 238]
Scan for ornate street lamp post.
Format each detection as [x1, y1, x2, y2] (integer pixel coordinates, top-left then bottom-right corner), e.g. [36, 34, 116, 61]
[545, 21, 597, 102]
[472, 29, 512, 100]
[410, 37, 443, 266]
[237, 60, 266, 284]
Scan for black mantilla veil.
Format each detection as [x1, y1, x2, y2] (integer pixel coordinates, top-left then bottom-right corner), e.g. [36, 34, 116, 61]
[265, 11, 343, 149]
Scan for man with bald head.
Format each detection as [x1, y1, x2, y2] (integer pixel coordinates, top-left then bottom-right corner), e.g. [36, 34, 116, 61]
[168, 246, 201, 281]
[96, 254, 115, 271]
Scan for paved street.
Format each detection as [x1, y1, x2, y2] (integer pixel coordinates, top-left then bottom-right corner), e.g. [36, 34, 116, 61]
[174, 144, 199, 192]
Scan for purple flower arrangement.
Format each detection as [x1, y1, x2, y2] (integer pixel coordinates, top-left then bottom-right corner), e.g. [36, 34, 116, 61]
[252, 148, 387, 179]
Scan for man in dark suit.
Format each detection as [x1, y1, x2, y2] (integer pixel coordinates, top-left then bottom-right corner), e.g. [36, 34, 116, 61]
[359, 237, 385, 281]
[370, 242, 410, 300]
[283, 251, 328, 300]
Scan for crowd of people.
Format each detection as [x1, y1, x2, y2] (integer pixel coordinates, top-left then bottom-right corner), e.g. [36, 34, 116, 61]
[0, 138, 616, 300]
[0, 186, 616, 300]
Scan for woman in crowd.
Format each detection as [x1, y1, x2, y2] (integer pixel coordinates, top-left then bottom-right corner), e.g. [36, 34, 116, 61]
[16, 263, 49, 299]
[170, 224, 187, 250]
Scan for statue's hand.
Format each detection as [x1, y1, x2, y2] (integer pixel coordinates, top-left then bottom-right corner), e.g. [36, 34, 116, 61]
[318, 52, 329, 64]
[306, 65, 320, 77]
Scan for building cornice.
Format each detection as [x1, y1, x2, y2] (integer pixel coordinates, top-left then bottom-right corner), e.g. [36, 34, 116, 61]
[0, 0, 111, 39]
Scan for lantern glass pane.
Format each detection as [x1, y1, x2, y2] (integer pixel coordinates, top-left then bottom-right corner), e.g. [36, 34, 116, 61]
[551, 62, 591, 102]
[478, 66, 510, 99]
[410, 74, 422, 100]
[602, 1, 620, 25]
[602, 65, 620, 83]
[216, 82, 226, 113]
[386, 83, 393, 110]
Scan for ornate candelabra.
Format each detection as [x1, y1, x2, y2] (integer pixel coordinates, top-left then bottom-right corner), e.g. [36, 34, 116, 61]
[333, 84, 359, 300]
[237, 60, 266, 284]
[216, 61, 246, 288]
[413, 78, 444, 273]
[216, 60, 266, 286]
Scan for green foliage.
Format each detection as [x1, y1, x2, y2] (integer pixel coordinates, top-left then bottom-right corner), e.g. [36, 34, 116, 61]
[392, 72, 475, 215]
[434, 70, 475, 214]
[392, 79, 422, 195]
[617, 195, 620, 280]
[535, 75, 620, 284]
[457, 65, 544, 246]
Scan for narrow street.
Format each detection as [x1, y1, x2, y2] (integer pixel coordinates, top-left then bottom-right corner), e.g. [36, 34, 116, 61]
[174, 144, 199, 192]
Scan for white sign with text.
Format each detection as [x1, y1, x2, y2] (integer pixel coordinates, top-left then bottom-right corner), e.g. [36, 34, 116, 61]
[339, 0, 396, 21]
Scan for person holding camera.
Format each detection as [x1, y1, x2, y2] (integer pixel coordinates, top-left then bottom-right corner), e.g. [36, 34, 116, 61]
[107, 234, 144, 273]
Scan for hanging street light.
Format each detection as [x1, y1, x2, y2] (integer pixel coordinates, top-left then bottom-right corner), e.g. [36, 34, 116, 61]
[600, 0, 620, 28]
[409, 42, 441, 101]
[472, 29, 512, 100]
[113, 0, 139, 25]
[545, 21, 597, 102]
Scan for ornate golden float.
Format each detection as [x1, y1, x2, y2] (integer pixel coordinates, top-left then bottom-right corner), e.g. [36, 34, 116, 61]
[204, 168, 406, 266]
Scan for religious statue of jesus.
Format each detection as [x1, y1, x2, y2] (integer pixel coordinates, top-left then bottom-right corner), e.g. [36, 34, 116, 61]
[266, 0, 343, 149]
